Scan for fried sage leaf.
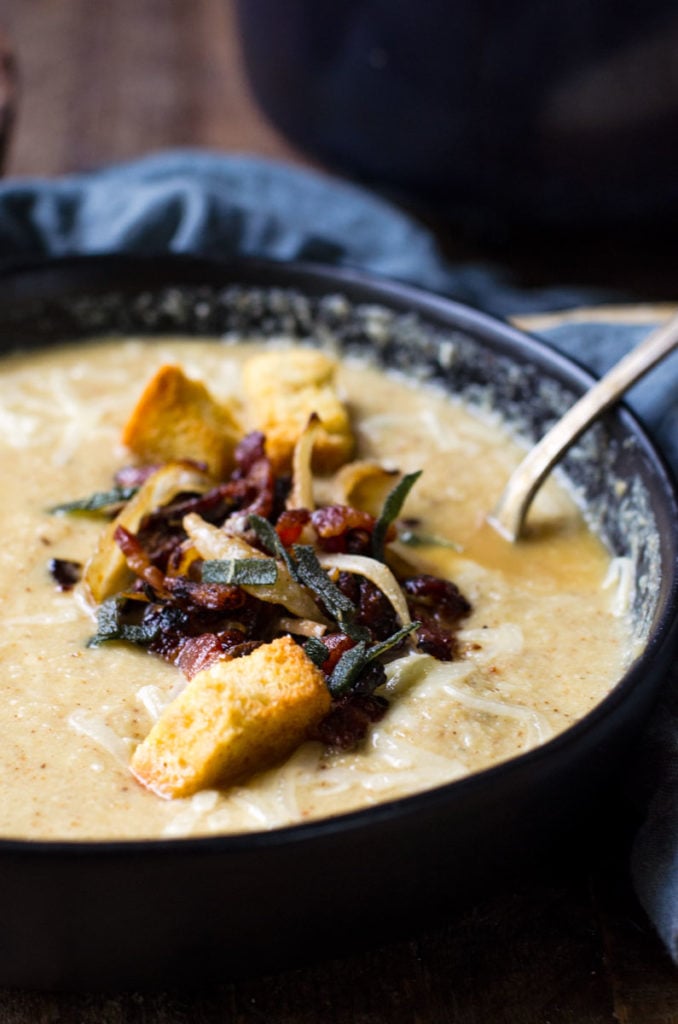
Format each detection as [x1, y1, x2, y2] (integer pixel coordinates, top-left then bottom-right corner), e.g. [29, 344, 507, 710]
[202, 557, 278, 586]
[398, 529, 461, 551]
[286, 545, 369, 641]
[371, 470, 422, 561]
[87, 596, 191, 649]
[250, 516, 367, 635]
[328, 621, 421, 696]
[248, 512, 297, 575]
[87, 596, 156, 648]
[303, 636, 331, 667]
[49, 486, 138, 516]
[327, 641, 369, 697]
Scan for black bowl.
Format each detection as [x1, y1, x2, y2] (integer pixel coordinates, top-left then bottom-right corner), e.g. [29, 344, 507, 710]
[0, 254, 675, 991]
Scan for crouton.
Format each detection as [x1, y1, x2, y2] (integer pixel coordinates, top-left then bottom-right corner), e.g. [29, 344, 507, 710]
[242, 349, 354, 473]
[130, 636, 331, 799]
[121, 364, 241, 478]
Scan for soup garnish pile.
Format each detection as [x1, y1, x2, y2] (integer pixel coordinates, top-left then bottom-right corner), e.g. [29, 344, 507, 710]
[0, 338, 630, 838]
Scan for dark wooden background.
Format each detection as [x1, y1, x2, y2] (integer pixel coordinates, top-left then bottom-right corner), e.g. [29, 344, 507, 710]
[3, 0, 307, 178]
[0, 1, 677, 1020]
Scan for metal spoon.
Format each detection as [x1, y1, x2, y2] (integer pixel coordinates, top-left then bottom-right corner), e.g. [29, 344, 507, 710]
[488, 310, 678, 542]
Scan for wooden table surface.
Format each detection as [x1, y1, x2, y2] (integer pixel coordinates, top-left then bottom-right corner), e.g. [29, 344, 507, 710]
[1, 2, 677, 1020]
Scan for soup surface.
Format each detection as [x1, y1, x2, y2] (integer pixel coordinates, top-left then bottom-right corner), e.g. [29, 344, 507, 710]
[0, 337, 631, 839]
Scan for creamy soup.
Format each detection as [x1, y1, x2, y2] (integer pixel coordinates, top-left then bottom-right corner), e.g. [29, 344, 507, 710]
[0, 337, 631, 839]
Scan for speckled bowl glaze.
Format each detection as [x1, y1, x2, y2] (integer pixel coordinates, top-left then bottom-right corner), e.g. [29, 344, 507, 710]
[0, 254, 675, 991]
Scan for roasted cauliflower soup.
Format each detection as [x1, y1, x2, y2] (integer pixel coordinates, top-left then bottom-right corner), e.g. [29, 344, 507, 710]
[0, 337, 632, 839]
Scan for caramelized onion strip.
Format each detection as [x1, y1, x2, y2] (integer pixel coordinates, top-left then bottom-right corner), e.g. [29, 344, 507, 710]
[327, 459, 399, 512]
[287, 415, 322, 512]
[316, 552, 412, 627]
[84, 462, 211, 603]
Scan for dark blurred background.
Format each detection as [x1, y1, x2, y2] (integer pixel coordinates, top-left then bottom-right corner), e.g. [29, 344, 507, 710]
[2, 0, 678, 296]
[234, 0, 678, 295]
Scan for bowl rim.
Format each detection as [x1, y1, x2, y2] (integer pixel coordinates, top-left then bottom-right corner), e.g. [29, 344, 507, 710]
[0, 251, 675, 856]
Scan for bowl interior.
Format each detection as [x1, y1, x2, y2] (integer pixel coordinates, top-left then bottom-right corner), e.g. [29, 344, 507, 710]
[0, 254, 675, 989]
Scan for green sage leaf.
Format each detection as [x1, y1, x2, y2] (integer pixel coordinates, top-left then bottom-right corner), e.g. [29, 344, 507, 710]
[248, 513, 296, 575]
[50, 485, 138, 516]
[303, 636, 330, 667]
[202, 558, 278, 586]
[87, 596, 159, 648]
[292, 544, 356, 619]
[371, 470, 422, 561]
[327, 641, 369, 696]
[327, 621, 421, 696]
[398, 529, 461, 552]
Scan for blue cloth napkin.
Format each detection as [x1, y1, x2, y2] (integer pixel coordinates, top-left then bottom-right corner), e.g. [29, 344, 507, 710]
[0, 149, 676, 953]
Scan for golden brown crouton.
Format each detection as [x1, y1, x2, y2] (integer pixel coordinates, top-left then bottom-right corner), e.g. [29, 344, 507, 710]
[121, 364, 241, 478]
[242, 349, 354, 473]
[130, 636, 331, 799]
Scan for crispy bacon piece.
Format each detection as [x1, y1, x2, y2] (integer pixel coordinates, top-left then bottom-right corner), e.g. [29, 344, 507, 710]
[136, 433, 277, 536]
[334, 572, 400, 642]
[404, 574, 472, 661]
[275, 508, 311, 547]
[173, 633, 225, 678]
[162, 576, 245, 612]
[315, 632, 356, 674]
[114, 525, 166, 593]
[142, 485, 235, 528]
[240, 456, 275, 518]
[222, 431, 277, 518]
[142, 590, 272, 667]
[403, 574, 471, 620]
[310, 693, 389, 751]
[311, 504, 375, 539]
[174, 632, 261, 679]
[133, 522, 186, 573]
[313, 503, 376, 552]
[233, 431, 267, 475]
[140, 477, 266, 531]
[311, 504, 396, 554]
[413, 622, 457, 660]
[48, 557, 82, 591]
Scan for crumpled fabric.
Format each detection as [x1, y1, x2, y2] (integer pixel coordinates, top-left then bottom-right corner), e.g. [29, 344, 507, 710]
[0, 148, 676, 953]
[0, 149, 618, 314]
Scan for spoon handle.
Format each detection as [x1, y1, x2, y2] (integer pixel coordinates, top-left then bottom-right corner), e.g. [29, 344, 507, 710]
[489, 311, 678, 542]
